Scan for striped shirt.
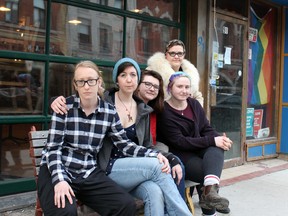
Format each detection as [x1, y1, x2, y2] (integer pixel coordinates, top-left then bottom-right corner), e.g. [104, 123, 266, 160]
[41, 95, 154, 186]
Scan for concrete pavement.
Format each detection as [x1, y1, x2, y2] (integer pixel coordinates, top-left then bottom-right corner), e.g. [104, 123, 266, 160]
[1, 158, 288, 216]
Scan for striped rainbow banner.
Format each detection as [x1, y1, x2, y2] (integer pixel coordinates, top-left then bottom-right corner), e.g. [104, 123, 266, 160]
[248, 7, 274, 105]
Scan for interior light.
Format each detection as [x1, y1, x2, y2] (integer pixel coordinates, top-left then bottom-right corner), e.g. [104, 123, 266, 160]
[0, 6, 11, 12]
[131, 9, 141, 13]
[68, 20, 82, 25]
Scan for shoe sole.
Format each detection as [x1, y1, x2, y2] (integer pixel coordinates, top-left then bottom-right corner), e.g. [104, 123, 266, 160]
[199, 197, 229, 210]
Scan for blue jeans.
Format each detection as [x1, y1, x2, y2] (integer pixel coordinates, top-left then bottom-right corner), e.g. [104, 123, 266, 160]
[108, 157, 192, 216]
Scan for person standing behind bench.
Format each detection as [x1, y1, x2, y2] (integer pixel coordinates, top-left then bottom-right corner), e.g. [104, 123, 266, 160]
[146, 39, 203, 105]
[37, 60, 165, 216]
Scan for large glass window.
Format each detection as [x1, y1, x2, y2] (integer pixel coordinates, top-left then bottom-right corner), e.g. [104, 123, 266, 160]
[246, 3, 277, 140]
[0, 0, 46, 53]
[127, 0, 180, 22]
[33, 0, 46, 29]
[50, 3, 123, 61]
[5, 0, 19, 24]
[49, 63, 75, 100]
[0, 0, 184, 196]
[126, 18, 180, 63]
[0, 58, 45, 115]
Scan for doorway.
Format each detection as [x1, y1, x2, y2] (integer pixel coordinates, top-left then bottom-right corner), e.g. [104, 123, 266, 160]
[209, 13, 248, 165]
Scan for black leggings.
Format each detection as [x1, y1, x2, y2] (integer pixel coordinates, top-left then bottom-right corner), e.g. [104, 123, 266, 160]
[185, 146, 224, 215]
[38, 165, 136, 216]
[185, 146, 224, 184]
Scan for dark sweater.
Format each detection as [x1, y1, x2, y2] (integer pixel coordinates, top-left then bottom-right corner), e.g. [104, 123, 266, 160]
[157, 97, 220, 164]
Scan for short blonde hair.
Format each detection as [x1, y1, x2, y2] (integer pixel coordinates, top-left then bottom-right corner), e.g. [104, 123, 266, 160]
[74, 60, 104, 98]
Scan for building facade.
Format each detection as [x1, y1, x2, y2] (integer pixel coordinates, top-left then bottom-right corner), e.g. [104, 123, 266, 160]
[0, 0, 287, 198]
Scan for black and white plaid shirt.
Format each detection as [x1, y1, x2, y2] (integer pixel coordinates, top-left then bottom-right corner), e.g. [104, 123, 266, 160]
[41, 95, 154, 186]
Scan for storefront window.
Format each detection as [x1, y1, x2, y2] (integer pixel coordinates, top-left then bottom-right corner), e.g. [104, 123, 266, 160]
[127, 0, 180, 22]
[0, 0, 47, 53]
[0, 123, 42, 181]
[0, 58, 45, 115]
[0, 0, 184, 196]
[246, 4, 277, 140]
[50, 3, 123, 61]
[49, 63, 75, 100]
[126, 18, 180, 63]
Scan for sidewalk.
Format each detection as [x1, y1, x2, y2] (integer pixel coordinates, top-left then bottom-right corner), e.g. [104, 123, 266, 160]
[1, 158, 288, 216]
[193, 158, 288, 216]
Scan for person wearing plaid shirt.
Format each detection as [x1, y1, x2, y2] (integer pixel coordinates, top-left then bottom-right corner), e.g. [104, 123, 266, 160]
[37, 61, 164, 216]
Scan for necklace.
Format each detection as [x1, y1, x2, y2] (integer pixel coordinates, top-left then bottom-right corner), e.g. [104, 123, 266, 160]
[168, 100, 186, 116]
[117, 93, 133, 122]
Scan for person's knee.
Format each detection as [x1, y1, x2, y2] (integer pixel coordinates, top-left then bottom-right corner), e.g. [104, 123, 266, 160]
[119, 195, 137, 213]
[43, 203, 77, 216]
[147, 158, 164, 174]
[135, 181, 164, 204]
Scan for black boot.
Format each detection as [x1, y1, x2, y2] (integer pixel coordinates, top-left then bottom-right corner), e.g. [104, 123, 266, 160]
[199, 184, 229, 210]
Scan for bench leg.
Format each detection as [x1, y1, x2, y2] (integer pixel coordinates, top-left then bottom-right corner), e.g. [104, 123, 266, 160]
[35, 198, 43, 216]
[185, 187, 195, 216]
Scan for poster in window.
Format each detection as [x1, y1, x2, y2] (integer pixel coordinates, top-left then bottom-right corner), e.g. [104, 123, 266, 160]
[246, 108, 254, 137]
[253, 109, 263, 137]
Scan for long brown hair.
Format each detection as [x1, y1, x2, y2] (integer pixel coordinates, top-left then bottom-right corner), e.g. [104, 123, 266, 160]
[138, 69, 164, 113]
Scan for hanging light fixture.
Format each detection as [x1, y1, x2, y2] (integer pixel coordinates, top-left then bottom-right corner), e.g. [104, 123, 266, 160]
[0, 6, 11, 12]
[68, 19, 82, 25]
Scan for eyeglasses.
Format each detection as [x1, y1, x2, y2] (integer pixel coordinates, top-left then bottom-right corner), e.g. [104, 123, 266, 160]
[167, 52, 185, 57]
[74, 78, 99, 87]
[142, 81, 160, 91]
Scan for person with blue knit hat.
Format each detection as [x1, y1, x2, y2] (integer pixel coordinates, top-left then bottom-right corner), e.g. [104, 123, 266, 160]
[100, 57, 191, 216]
[112, 57, 141, 83]
[50, 58, 192, 216]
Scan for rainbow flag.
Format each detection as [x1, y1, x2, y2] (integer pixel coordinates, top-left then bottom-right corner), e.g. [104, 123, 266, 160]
[248, 7, 274, 105]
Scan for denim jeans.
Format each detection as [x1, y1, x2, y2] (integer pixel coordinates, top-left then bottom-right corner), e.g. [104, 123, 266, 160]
[108, 157, 192, 216]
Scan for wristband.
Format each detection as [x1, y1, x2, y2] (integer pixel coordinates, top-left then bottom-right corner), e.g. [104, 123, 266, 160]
[148, 152, 158, 157]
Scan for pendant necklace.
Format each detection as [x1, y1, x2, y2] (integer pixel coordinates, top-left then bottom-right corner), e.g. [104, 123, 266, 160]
[117, 93, 133, 122]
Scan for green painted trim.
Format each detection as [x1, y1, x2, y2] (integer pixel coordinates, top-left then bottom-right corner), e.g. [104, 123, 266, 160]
[0, 178, 36, 196]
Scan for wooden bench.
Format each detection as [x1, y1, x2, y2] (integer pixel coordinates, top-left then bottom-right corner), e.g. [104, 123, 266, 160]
[28, 128, 99, 216]
[29, 128, 196, 215]
[185, 180, 199, 215]
[28, 128, 144, 216]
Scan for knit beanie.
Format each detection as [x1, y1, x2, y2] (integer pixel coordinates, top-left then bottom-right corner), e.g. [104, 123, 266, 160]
[112, 57, 141, 83]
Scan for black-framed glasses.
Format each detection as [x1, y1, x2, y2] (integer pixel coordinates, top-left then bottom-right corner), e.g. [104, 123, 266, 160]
[74, 78, 99, 87]
[142, 81, 160, 91]
[167, 52, 185, 57]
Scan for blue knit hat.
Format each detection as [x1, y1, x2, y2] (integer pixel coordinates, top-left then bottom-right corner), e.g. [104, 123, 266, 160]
[112, 57, 141, 83]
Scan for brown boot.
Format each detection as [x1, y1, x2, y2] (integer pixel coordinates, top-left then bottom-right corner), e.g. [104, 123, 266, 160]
[199, 184, 229, 210]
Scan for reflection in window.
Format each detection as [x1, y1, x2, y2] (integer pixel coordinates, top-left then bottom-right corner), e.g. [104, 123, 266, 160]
[114, 0, 122, 9]
[5, 0, 19, 24]
[0, 0, 46, 53]
[49, 63, 74, 99]
[100, 0, 108, 6]
[127, 18, 179, 63]
[78, 18, 91, 51]
[100, 23, 112, 53]
[33, 0, 45, 28]
[50, 3, 123, 61]
[127, 0, 180, 22]
[0, 59, 45, 115]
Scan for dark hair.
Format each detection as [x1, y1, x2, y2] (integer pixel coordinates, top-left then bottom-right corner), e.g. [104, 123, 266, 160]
[165, 39, 186, 53]
[138, 69, 164, 113]
[116, 62, 138, 83]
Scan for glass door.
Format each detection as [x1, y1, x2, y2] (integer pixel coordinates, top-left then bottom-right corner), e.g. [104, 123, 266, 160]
[209, 13, 247, 162]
